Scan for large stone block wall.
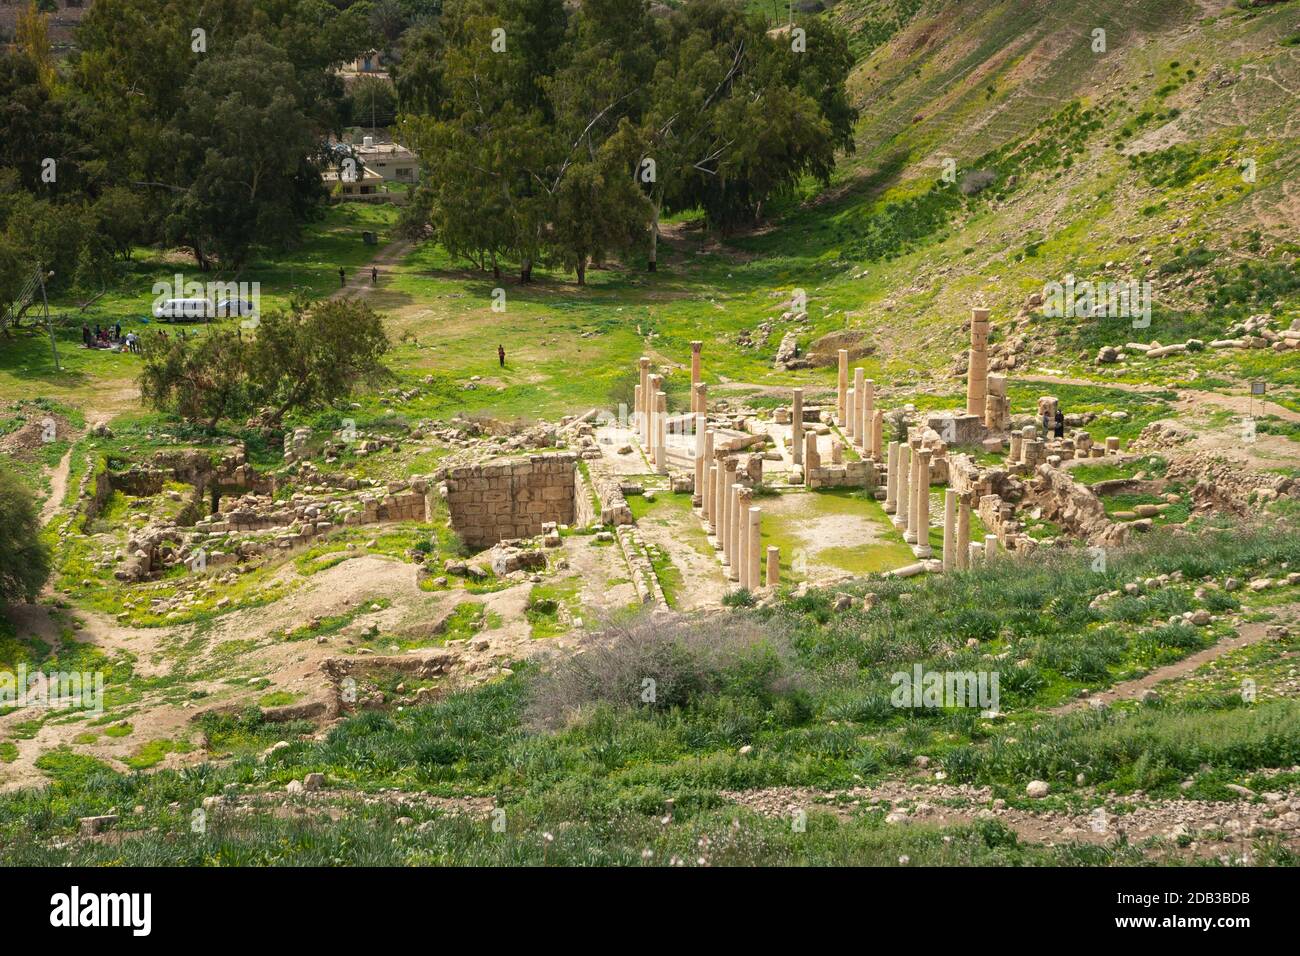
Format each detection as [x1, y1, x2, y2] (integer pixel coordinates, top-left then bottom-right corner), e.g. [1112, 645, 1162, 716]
[441, 454, 578, 549]
[806, 459, 878, 490]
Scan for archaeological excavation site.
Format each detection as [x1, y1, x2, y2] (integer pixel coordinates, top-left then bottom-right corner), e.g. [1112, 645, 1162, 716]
[3, 0, 1300, 898]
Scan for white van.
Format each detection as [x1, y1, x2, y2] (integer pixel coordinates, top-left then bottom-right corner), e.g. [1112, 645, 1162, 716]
[153, 298, 212, 322]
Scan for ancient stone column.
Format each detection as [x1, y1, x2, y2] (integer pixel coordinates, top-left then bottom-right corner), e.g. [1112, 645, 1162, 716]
[736, 487, 753, 587]
[719, 457, 736, 550]
[985, 374, 1009, 431]
[942, 488, 957, 571]
[845, 387, 856, 440]
[791, 388, 804, 466]
[872, 409, 884, 462]
[837, 349, 849, 423]
[690, 341, 702, 411]
[831, 441, 843, 465]
[766, 546, 780, 587]
[984, 533, 999, 558]
[693, 414, 707, 506]
[857, 374, 871, 450]
[638, 357, 651, 445]
[654, 391, 668, 474]
[694, 383, 707, 423]
[1106, 436, 1120, 454]
[904, 443, 920, 543]
[969, 541, 983, 566]
[914, 449, 932, 557]
[1009, 430, 1023, 463]
[894, 441, 910, 533]
[884, 441, 898, 513]
[647, 373, 661, 460]
[965, 308, 990, 417]
[633, 384, 642, 443]
[705, 462, 717, 529]
[956, 494, 971, 570]
[804, 432, 820, 471]
[727, 484, 743, 581]
[747, 506, 761, 591]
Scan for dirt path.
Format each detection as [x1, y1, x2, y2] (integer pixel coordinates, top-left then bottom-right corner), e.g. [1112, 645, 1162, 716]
[38, 447, 73, 526]
[1051, 603, 1299, 716]
[38, 411, 110, 527]
[1020, 373, 1300, 424]
[331, 239, 413, 300]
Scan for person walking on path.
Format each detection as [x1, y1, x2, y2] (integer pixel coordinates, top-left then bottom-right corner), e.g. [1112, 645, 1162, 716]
[498, 344, 506, 368]
[371, 266, 378, 285]
[339, 267, 346, 287]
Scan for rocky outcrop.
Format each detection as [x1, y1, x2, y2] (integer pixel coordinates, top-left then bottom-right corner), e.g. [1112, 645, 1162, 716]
[1027, 464, 1129, 546]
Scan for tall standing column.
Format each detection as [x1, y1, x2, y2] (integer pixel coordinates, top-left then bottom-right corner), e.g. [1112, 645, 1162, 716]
[791, 388, 804, 466]
[747, 507, 762, 591]
[736, 487, 753, 587]
[895, 441, 911, 533]
[710, 460, 723, 544]
[966, 308, 990, 417]
[720, 458, 736, 551]
[727, 484, 742, 581]
[654, 391, 669, 475]
[942, 488, 957, 571]
[884, 441, 898, 513]
[914, 449, 932, 558]
[690, 341, 702, 412]
[693, 414, 707, 506]
[857, 375, 871, 451]
[705, 461, 717, 529]
[633, 384, 642, 442]
[766, 546, 780, 587]
[904, 443, 920, 544]
[837, 350, 849, 424]
[956, 494, 971, 570]
[845, 387, 856, 441]
[638, 357, 651, 446]
[646, 373, 661, 460]
[694, 383, 707, 423]
[871, 409, 884, 461]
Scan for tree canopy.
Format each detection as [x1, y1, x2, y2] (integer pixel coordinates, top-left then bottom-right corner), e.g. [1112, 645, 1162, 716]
[138, 297, 391, 429]
[398, 0, 858, 281]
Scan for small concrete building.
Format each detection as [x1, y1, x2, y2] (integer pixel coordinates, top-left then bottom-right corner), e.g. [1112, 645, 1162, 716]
[354, 137, 419, 184]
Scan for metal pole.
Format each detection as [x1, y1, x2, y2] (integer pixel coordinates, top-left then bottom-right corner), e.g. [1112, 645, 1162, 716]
[38, 268, 59, 372]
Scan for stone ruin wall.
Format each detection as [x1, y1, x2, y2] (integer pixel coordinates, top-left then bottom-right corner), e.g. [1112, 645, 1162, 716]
[440, 454, 583, 550]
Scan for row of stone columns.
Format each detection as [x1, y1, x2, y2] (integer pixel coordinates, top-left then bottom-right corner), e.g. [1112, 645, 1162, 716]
[700, 441, 778, 590]
[830, 353, 884, 462]
[941, 489, 972, 571]
[882, 436, 936, 558]
[636, 346, 708, 474]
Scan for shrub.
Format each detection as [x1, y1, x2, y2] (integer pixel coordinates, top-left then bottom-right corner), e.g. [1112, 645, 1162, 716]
[524, 610, 802, 731]
[0, 462, 50, 606]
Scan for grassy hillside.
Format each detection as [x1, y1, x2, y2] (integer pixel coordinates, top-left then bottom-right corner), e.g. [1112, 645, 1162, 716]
[3, 521, 1298, 865]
